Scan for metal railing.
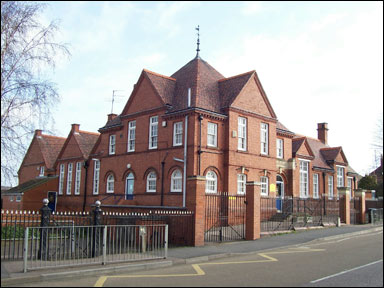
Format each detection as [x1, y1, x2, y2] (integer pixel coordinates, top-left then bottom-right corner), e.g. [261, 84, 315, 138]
[370, 208, 383, 226]
[23, 224, 168, 272]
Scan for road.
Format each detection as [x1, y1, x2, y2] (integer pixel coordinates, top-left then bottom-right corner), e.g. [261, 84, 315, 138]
[8, 229, 383, 287]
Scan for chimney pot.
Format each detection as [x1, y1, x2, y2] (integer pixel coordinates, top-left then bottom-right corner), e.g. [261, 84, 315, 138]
[35, 129, 42, 137]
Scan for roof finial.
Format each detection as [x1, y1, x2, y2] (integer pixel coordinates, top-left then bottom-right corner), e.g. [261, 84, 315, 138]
[195, 25, 200, 58]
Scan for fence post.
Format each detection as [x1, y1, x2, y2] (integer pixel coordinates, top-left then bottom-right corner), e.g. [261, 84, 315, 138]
[23, 227, 29, 273]
[39, 198, 51, 260]
[338, 187, 350, 225]
[92, 200, 102, 257]
[186, 176, 206, 246]
[245, 181, 261, 240]
[355, 189, 366, 224]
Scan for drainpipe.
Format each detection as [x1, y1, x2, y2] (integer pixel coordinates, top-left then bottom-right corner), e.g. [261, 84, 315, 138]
[198, 115, 203, 175]
[161, 152, 169, 206]
[82, 159, 89, 212]
[181, 88, 192, 208]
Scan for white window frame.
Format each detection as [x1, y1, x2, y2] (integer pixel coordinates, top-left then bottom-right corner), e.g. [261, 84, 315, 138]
[74, 162, 81, 195]
[146, 171, 157, 193]
[328, 175, 334, 199]
[205, 171, 218, 194]
[125, 173, 134, 200]
[93, 160, 100, 195]
[106, 174, 114, 193]
[260, 176, 269, 196]
[39, 166, 45, 177]
[109, 134, 116, 155]
[276, 139, 284, 159]
[207, 122, 218, 147]
[337, 166, 345, 188]
[59, 164, 65, 195]
[16, 195, 22, 202]
[237, 174, 247, 195]
[149, 116, 158, 149]
[171, 169, 182, 192]
[173, 122, 183, 146]
[238, 117, 247, 151]
[313, 174, 319, 199]
[261, 123, 269, 155]
[66, 163, 73, 195]
[299, 160, 309, 198]
[127, 120, 136, 152]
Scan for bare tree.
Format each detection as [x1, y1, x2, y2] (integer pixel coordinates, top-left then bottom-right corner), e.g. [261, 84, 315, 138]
[1, 1, 70, 186]
[371, 113, 383, 168]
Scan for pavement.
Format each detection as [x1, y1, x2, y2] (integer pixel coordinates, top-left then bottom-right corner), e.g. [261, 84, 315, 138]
[1, 224, 383, 286]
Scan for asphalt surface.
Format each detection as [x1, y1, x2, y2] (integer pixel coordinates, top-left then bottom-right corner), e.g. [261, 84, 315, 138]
[1, 224, 382, 287]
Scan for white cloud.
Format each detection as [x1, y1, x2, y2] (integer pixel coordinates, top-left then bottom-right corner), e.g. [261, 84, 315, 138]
[241, 1, 263, 15]
[212, 3, 382, 175]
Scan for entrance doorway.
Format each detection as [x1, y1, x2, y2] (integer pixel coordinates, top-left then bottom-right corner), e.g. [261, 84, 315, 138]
[276, 175, 284, 211]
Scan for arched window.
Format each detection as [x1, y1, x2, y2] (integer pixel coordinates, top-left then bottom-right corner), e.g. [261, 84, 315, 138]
[125, 173, 134, 200]
[147, 171, 157, 193]
[171, 169, 182, 192]
[106, 174, 114, 193]
[205, 171, 217, 194]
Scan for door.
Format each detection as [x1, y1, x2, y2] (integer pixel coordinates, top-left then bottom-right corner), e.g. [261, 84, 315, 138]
[125, 173, 134, 200]
[276, 175, 284, 211]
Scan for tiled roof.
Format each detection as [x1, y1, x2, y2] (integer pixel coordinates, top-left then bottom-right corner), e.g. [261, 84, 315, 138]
[219, 71, 255, 109]
[74, 131, 99, 159]
[143, 69, 175, 105]
[102, 56, 276, 129]
[170, 57, 225, 113]
[38, 135, 66, 170]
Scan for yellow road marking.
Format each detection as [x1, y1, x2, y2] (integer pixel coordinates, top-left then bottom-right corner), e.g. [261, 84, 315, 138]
[93, 248, 324, 287]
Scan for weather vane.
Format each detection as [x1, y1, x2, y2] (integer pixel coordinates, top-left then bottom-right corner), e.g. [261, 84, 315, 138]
[195, 25, 200, 58]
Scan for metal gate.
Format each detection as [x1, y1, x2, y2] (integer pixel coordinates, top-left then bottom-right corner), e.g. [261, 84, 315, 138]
[350, 197, 360, 224]
[204, 192, 246, 242]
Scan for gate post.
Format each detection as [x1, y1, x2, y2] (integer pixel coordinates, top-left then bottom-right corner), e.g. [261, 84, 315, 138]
[245, 181, 261, 240]
[338, 187, 350, 224]
[355, 189, 366, 224]
[39, 198, 51, 260]
[186, 176, 206, 246]
[92, 200, 102, 257]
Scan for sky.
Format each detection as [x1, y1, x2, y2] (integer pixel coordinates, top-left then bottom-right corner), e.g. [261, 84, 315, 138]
[36, 1, 383, 177]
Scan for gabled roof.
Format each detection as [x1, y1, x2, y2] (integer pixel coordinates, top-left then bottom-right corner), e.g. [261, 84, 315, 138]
[219, 71, 255, 108]
[293, 135, 349, 170]
[292, 137, 315, 159]
[74, 131, 100, 159]
[102, 56, 278, 130]
[56, 126, 99, 165]
[18, 131, 66, 173]
[38, 134, 67, 169]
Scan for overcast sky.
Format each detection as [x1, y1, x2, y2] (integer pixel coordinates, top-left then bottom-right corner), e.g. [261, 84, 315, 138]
[38, 1, 383, 176]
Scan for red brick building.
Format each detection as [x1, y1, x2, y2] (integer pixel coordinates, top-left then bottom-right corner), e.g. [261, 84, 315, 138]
[18, 130, 66, 185]
[13, 55, 360, 212]
[53, 124, 99, 211]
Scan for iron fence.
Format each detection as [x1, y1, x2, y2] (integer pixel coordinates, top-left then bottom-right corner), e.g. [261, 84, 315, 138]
[370, 208, 383, 225]
[205, 192, 246, 242]
[261, 196, 340, 232]
[23, 224, 168, 272]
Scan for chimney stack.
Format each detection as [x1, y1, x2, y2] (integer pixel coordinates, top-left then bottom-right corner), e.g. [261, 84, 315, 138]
[317, 123, 328, 144]
[108, 113, 117, 122]
[71, 124, 80, 133]
[35, 129, 43, 137]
